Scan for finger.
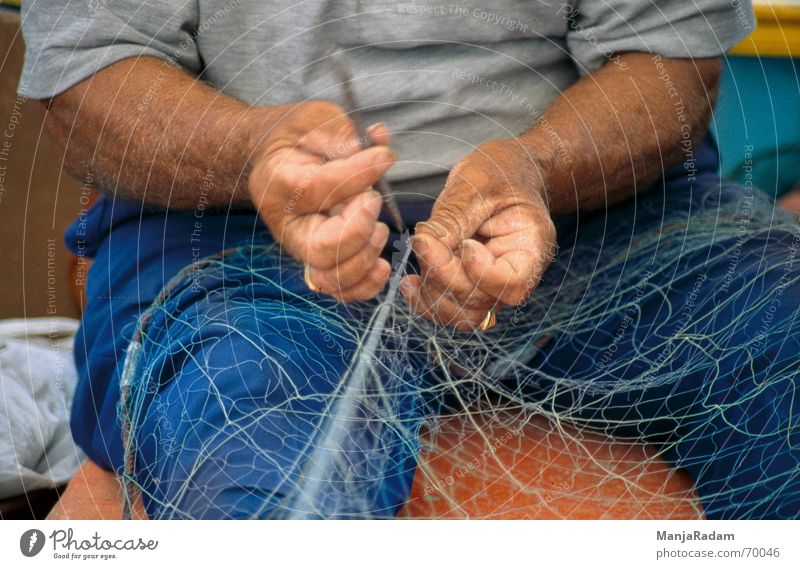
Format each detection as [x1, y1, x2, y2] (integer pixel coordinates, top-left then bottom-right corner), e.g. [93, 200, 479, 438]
[300, 119, 391, 160]
[367, 122, 391, 147]
[312, 146, 395, 208]
[399, 275, 488, 331]
[307, 222, 389, 291]
[331, 258, 392, 303]
[273, 212, 326, 262]
[461, 239, 541, 306]
[281, 146, 395, 214]
[327, 184, 365, 217]
[280, 192, 379, 265]
[305, 191, 383, 269]
[412, 233, 496, 309]
[414, 177, 492, 251]
[292, 101, 362, 160]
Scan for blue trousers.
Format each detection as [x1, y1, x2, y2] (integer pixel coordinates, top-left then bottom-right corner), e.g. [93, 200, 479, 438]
[68, 143, 800, 519]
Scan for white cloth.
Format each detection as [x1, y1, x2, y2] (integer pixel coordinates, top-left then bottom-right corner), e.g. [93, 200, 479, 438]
[0, 318, 84, 500]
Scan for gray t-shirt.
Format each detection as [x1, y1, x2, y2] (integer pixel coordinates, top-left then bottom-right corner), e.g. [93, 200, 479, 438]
[19, 0, 753, 201]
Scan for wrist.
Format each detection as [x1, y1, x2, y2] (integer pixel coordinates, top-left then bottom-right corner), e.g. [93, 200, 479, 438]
[483, 138, 552, 207]
[237, 105, 291, 205]
[240, 105, 288, 163]
[513, 125, 576, 214]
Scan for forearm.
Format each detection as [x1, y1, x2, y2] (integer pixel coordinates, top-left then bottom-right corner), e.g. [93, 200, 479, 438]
[44, 56, 272, 209]
[516, 52, 721, 216]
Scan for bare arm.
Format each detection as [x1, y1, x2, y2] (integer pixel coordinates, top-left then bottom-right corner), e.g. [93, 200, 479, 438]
[45, 55, 397, 301]
[404, 53, 721, 329]
[518, 52, 721, 215]
[44, 57, 266, 209]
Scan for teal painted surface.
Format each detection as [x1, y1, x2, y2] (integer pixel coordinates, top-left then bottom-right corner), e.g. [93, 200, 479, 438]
[712, 56, 800, 196]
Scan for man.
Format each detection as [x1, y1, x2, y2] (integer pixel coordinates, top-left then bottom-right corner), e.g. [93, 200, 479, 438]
[20, 0, 800, 518]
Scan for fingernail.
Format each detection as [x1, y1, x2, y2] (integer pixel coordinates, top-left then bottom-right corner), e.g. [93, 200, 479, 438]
[367, 122, 387, 135]
[380, 148, 396, 162]
[459, 240, 475, 258]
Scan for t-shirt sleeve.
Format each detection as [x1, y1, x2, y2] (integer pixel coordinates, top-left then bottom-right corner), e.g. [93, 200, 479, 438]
[564, 0, 755, 74]
[18, 0, 202, 99]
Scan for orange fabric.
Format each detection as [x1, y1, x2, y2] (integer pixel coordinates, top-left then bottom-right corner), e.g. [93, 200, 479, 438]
[400, 416, 702, 519]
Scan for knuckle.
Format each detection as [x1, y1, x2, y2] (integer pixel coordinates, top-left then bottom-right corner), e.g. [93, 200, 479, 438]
[306, 177, 331, 209]
[346, 221, 375, 245]
[307, 242, 336, 270]
[419, 272, 443, 296]
[304, 100, 346, 120]
[339, 267, 370, 290]
[505, 284, 531, 306]
[313, 270, 339, 293]
[344, 287, 373, 303]
[435, 206, 466, 237]
[417, 221, 459, 250]
[463, 292, 493, 310]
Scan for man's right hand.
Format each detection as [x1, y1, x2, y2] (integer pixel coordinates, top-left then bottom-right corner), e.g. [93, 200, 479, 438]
[248, 101, 396, 302]
[44, 58, 395, 303]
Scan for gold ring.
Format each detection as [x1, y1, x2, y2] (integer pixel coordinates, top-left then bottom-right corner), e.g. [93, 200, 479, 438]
[303, 264, 321, 293]
[479, 306, 497, 332]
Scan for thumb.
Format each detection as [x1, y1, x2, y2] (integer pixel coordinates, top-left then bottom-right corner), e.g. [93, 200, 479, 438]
[415, 181, 488, 252]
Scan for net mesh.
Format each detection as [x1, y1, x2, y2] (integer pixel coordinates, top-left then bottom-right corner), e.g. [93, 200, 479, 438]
[117, 184, 800, 520]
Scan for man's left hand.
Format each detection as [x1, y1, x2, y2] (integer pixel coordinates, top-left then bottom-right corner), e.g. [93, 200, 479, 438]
[399, 140, 557, 331]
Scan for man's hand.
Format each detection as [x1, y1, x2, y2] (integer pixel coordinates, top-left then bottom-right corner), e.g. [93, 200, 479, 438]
[249, 101, 396, 302]
[397, 53, 721, 331]
[44, 58, 398, 303]
[399, 140, 557, 331]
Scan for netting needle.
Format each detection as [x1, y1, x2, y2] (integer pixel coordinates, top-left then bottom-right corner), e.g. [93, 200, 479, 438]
[330, 53, 407, 234]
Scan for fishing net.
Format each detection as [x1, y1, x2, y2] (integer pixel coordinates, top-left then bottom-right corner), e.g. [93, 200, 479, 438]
[116, 179, 800, 520]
